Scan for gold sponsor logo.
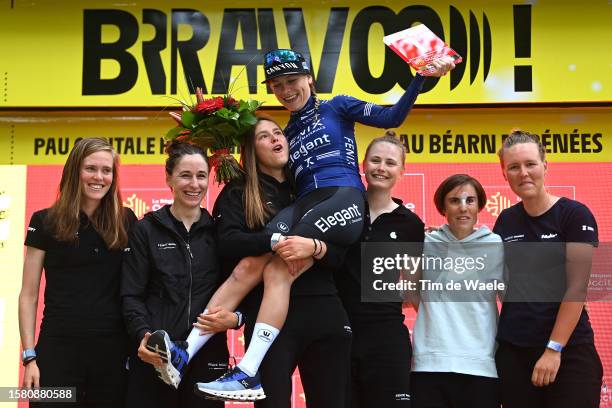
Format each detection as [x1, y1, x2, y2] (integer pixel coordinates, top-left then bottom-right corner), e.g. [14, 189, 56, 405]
[123, 193, 150, 219]
[485, 192, 512, 218]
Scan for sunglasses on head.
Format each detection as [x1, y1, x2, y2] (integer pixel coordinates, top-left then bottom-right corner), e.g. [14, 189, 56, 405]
[264, 49, 303, 66]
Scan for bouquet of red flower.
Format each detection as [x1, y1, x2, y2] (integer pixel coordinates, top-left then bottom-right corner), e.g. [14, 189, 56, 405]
[165, 87, 262, 184]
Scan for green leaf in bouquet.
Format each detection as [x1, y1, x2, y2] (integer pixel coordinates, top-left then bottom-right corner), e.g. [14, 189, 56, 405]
[190, 132, 215, 148]
[181, 111, 198, 128]
[214, 108, 240, 121]
[193, 129, 218, 145]
[247, 99, 262, 112]
[165, 126, 186, 140]
[238, 100, 250, 112]
[238, 112, 258, 128]
[214, 122, 239, 139]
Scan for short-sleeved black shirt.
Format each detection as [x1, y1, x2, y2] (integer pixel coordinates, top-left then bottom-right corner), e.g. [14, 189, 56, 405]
[337, 199, 425, 326]
[25, 208, 136, 336]
[493, 197, 598, 347]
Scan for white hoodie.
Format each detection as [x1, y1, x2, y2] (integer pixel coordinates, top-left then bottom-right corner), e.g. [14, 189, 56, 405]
[412, 225, 504, 378]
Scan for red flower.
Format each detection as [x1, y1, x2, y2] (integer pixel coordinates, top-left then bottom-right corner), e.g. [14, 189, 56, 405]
[196, 97, 224, 114]
[226, 97, 238, 107]
[176, 135, 190, 142]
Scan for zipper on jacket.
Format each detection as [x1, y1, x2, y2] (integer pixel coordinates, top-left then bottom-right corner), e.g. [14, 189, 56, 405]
[152, 209, 199, 334]
[175, 235, 194, 333]
[185, 239, 193, 333]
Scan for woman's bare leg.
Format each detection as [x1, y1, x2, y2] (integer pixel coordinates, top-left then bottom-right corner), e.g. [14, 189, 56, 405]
[185, 253, 273, 361]
[206, 253, 273, 311]
[237, 254, 313, 375]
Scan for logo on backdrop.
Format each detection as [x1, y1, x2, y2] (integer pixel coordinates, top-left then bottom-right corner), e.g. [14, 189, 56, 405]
[485, 192, 513, 218]
[123, 193, 150, 219]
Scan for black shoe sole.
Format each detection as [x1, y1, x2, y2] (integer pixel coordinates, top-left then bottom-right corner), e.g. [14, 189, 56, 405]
[146, 330, 170, 362]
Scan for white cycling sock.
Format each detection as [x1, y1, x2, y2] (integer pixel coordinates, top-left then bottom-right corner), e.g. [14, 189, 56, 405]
[237, 322, 280, 377]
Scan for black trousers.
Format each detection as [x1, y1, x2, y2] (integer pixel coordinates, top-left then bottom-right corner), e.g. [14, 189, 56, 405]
[244, 295, 352, 408]
[32, 332, 128, 408]
[495, 341, 602, 408]
[411, 372, 500, 408]
[349, 320, 412, 408]
[125, 332, 228, 408]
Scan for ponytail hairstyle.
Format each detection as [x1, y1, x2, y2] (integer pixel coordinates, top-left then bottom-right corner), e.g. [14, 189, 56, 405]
[47, 137, 128, 249]
[309, 80, 321, 122]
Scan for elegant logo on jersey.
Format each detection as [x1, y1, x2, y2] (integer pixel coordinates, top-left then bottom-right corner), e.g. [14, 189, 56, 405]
[582, 225, 595, 232]
[485, 191, 513, 217]
[541, 233, 558, 239]
[257, 329, 273, 343]
[276, 222, 289, 233]
[314, 204, 362, 233]
[290, 134, 331, 162]
[123, 193, 150, 219]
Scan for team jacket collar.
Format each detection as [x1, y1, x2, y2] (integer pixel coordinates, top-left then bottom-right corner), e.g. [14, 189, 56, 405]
[147, 205, 214, 235]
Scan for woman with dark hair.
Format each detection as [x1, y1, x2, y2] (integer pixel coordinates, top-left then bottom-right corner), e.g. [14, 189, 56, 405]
[193, 48, 455, 401]
[411, 174, 503, 408]
[121, 140, 234, 407]
[150, 117, 350, 406]
[493, 131, 602, 408]
[19, 137, 136, 406]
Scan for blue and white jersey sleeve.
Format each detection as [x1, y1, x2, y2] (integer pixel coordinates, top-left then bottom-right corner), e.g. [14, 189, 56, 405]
[330, 74, 425, 129]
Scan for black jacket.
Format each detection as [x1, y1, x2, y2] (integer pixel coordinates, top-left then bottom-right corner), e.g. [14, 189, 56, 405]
[214, 173, 291, 262]
[121, 205, 220, 346]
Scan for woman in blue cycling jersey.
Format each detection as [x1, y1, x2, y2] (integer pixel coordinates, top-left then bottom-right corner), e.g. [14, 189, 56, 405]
[156, 49, 454, 402]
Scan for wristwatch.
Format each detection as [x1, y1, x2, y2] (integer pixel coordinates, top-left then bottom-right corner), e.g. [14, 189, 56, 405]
[270, 233, 284, 250]
[546, 340, 563, 353]
[22, 348, 37, 365]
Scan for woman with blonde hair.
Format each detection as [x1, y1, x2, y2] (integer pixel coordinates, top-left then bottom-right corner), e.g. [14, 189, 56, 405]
[19, 137, 136, 406]
[493, 130, 602, 408]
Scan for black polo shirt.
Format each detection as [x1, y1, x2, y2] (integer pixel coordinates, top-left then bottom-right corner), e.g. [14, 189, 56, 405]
[493, 197, 598, 347]
[337, 198, 425, 326]
[25, 208, 136, 336]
